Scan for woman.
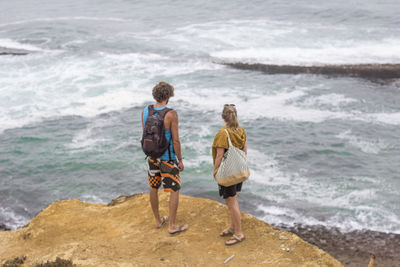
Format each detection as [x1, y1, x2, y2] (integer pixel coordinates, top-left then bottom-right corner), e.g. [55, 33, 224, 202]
[212, 104, 247, 245]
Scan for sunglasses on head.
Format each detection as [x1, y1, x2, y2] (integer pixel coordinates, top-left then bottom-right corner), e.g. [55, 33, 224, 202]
[224, 104, 235, 107]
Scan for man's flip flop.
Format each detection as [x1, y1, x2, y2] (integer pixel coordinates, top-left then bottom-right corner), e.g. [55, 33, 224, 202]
[156, 216, 168, 229]
[225, 234, 245, 246]
[169, 225, 188, 236]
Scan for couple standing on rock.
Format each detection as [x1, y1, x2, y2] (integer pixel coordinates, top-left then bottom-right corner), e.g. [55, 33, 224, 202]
[141, 82, 247, 246]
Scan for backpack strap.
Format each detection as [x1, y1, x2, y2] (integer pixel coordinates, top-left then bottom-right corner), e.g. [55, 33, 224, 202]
[224, 129, 232, 147]
[168, 145, 172, 161]
[147, 105, 156, 116]
[147, 105, 172, 119]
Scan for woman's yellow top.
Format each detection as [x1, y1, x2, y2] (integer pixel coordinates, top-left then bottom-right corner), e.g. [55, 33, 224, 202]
[212, 125, 247, 164]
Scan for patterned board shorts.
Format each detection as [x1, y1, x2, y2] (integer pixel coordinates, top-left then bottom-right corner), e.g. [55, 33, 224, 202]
[147, 158, 181, 192]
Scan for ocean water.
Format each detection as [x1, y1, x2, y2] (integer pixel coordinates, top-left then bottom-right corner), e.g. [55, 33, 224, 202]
[1, 0, 399, 235]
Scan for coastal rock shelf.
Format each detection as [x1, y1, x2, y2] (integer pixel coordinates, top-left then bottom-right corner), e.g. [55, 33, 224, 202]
[0, 193, 342, 266]
[0, 47, 33, 56]
[221, 62, 400, 80]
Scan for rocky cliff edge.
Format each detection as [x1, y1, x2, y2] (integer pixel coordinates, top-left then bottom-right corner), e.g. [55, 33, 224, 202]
[0, 193, 342, 266]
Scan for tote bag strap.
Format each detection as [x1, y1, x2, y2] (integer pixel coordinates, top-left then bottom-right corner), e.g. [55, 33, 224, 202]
[224, 129, 233, 147]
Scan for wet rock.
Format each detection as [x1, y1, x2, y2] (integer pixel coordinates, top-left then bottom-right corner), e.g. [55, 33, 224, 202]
[0, 222, 11, 231]
[0, 47, 33, 56]
[221, 62, 400, 80]
[280, 223, 400, 267]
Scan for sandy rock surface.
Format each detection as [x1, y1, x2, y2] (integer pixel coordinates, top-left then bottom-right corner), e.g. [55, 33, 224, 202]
[0, 193, 342, 266]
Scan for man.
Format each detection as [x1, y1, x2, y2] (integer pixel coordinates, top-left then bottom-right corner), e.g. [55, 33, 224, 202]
[141, 81, 188, 235]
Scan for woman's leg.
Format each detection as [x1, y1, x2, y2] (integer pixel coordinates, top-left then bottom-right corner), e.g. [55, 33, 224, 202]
[220, 204, 234, 236]
[224, 194, 243, 237]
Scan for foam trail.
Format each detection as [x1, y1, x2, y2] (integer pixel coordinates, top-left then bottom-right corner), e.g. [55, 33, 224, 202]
[0, 207, 28, 230]
[0, 38, 43, 51]
[162, 19, 400, 65]
[337, 130, 388, 154]
[212, 41, 400, 65]
[179, 86, 400, 125]
[0, 17, 133, 28]
[300, 94, 357, 108]
[248, 147, 400, 234]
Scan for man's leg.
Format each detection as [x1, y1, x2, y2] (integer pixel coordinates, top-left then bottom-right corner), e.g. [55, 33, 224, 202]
[148, 158, 165, 228]
[168, 190, 179, 229]
[150, 187, 162, 227]
[168, 190, 188, 233]
[159, 160, 188, 234]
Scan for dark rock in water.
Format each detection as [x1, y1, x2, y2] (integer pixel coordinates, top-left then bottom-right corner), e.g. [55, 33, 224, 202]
[0, 47, 33, 56]
[222, 62, 400, 80]
[281, 223, 400, 267]
[0, 222, 11, 231]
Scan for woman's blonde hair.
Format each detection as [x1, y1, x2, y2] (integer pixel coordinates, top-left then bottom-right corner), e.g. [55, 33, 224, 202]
[222, 105, 239, 129]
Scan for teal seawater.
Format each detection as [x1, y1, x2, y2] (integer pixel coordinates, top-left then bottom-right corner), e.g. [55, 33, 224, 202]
[0, 0, 400, 233]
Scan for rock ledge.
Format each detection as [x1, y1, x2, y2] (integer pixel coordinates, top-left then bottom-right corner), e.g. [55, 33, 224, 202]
[0, 193, 342, 266]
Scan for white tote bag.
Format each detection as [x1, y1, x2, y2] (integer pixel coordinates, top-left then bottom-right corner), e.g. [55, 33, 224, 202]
[215, 129, 250, 187]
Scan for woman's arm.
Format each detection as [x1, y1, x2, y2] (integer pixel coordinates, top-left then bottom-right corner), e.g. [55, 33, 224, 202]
[213, 147, 225, 177]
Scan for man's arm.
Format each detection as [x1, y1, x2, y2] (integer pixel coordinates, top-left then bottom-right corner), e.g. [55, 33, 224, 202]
[170, 110, 184, 171]
[141, 110, 144, 130]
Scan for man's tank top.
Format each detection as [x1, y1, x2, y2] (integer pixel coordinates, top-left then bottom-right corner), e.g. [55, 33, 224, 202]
[143, 105, 177, 161]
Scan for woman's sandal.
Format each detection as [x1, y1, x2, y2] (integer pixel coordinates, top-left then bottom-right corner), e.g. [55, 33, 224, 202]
[225, 234, 245, 246]
[219, 228, 234, 237]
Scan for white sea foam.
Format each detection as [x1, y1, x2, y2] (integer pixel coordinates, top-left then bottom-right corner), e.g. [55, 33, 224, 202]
[0, 207, 28, 230]
[131, 19, 400, 65]
[178, 84, 400, 126]
[2, 17, 400, 134]
[337, 130, 388, 154]
[158, 19, 400, 65]
[257, 202, 400, 234]
[65, 90, 149, 118]
[248, 147, 400, 233]
[368, 112, 400, 125]
[257, 205, 325, 228]
[0, 47, 224, 133]
[0, 17, 133, 28]
[211, 40, 400, 65]
[102, 52, 168, 62]
[68, 126, 109, 151]
[325, 207, 400, 234]
[181, 124, 215, 168]
[80, 195, 107, 204]
[179, 86, 357, 123]
[0, 53, 154, 133]
[300, 93, 358, 108]
[1, 53, 400, 135]
[184, 155, 213, 169]
[0, 38, 43, 51]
